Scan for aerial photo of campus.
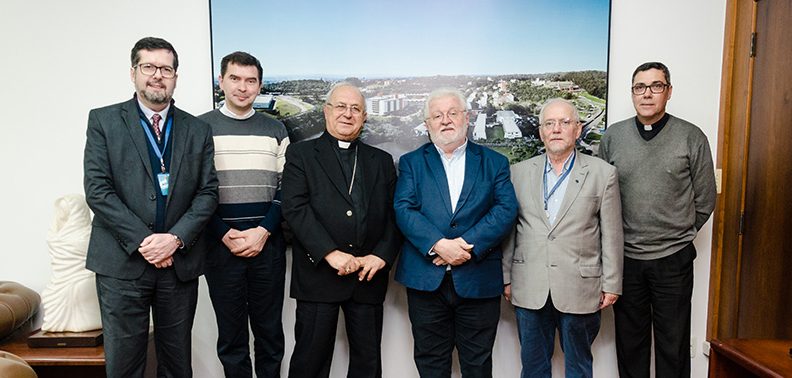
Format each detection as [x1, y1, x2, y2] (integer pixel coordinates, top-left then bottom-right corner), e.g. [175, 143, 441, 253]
[210, 0, 610, 163]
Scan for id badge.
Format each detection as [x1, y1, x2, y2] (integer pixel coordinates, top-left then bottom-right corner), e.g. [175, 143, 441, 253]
[157, 173, 170, 196]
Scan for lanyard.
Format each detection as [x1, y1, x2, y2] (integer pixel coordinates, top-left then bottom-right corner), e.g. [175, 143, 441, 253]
[543, 152, 576, 211]
[139, 116, 172, 173]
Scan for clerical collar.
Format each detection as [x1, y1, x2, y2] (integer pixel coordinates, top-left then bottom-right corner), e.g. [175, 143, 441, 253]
[220, 103, 255, 120]
[323, 131, 358, 149]
[634, 113, 670, 141]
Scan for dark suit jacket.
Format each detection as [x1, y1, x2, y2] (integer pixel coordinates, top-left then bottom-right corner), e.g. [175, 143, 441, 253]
[394, 142, 518, 299]
[281, 132, 401, 304]
[83, 97, 218, 281]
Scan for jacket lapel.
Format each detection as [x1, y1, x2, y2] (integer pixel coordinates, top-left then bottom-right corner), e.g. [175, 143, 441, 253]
[531, 157, 552, 230]
[165, 108, 188, 207]
[453, 142, 481, 217]
[424, 145, 453, 217]
[359, 143, 378, 213]
[549, 153, 588, 233]
[121, 99, 154, 185]
[316, 133, 353, 204]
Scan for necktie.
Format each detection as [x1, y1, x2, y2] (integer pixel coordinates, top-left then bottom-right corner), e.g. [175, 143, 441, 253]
[151, 113, 162, 142]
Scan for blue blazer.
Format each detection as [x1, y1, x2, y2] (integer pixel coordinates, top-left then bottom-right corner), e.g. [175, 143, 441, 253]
[394, 142, 517, 298]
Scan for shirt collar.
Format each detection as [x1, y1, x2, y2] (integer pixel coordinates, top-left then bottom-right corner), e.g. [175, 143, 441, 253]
[136, 96, 171, 122]
[544, 150, 576, 175]
[219, 103, 256, 120]
[435, 139, 468, 161]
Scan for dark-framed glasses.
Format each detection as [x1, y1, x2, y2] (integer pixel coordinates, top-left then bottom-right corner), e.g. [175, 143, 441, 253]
[327, 102, 363, 115]
[541, 118, 578, 129]
[427, 109, 467, 123]
[632, 82, 669, 95]
[135, 63, 176, 79]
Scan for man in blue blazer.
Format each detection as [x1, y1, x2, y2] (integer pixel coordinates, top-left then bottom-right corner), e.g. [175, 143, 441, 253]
[394, 88, 518, 378]
[83, 37, 218, 378]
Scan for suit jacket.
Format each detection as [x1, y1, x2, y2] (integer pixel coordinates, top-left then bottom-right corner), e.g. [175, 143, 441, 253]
[394, 142, 518, 299]
[281, 132, 401, 304]
[83, 97, 218, 281]
[502, 152, 623, 314]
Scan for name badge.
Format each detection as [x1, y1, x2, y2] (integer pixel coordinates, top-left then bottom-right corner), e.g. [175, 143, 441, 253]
[157, 173, 170, 196]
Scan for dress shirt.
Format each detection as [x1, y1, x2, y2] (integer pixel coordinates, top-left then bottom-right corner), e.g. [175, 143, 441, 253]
[544, 151, 575, 225]
[136, 97, 171, 127]
[434, 140, 467, 213]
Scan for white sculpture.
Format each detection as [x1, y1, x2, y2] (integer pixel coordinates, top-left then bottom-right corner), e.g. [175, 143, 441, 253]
[41, 194, 101, 332]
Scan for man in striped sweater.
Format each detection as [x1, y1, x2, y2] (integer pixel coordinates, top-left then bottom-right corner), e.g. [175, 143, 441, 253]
[198, 51, 290, 378]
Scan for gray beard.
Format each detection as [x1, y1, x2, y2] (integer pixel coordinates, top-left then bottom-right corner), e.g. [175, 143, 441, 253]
[142, 89, 170, 105]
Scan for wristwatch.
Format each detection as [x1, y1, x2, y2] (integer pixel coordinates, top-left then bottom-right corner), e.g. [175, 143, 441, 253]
[172, 234, 184, 249]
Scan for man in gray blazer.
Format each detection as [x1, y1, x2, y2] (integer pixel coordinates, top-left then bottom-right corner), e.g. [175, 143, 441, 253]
[502, 98, 623, 378]
[83, 37, 218, 378]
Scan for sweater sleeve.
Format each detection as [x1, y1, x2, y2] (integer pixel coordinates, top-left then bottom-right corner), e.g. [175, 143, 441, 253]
[690, 133, 717, 230]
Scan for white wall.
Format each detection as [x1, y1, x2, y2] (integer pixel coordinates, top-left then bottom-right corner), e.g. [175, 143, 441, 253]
[0, 0, 725, 376]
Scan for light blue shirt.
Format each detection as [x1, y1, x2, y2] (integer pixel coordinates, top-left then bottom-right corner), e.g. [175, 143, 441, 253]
[544, 151, 575, 225]
[435, 140, 467, 213]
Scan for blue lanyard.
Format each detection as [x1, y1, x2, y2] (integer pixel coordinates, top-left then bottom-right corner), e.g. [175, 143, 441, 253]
[543, 152, 576, 210]
[139, 116, 172, 173]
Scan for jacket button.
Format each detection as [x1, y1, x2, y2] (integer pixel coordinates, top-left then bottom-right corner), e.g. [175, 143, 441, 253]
[147, 223, 154, 230]
[548, 236, 555, 241]
[346, 210, 353, 217]
[451, 223, 458, 229]
[149, 194, 156, 201]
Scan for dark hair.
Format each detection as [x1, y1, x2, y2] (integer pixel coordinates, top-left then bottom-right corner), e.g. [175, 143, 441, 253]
[131, 37, 179, 71]
[220, 51, 263, 83]
[632, 61, 671, 85]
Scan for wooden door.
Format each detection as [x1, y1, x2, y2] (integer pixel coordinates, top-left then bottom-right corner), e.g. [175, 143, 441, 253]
[709, 0, 792, 340]
[736, 0, 792, 339]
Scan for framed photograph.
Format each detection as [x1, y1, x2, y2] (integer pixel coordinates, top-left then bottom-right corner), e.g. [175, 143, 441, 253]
[209, 0, 611, 162]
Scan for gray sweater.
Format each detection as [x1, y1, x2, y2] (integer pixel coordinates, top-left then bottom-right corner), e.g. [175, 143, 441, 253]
[600, 114, 716, 260]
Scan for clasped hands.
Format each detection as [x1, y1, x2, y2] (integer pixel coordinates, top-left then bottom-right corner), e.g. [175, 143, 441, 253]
[431, 237, 474, 266]
[222, 226, 270, 258]
[139, 233, 181, 268]
[325, 250, 386, 281]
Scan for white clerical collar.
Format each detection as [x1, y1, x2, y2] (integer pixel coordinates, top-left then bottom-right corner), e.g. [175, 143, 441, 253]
[338, 140, 352, 149]
[220, 103, 255, 120]
[136, 97, 170, 123]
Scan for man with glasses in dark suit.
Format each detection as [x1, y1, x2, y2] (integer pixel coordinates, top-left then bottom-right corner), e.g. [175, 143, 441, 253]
[282, 82, 400, 378]
[83, 36, 218, 378]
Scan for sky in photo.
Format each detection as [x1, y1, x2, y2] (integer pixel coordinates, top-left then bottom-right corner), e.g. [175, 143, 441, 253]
[211, 0, 610, 79]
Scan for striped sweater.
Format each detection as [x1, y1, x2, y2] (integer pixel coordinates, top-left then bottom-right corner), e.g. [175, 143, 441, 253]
[198, 109, 290, 237]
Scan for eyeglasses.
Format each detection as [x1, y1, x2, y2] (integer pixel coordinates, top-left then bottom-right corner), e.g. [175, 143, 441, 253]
[632, 82, 669, 95]
[427, 109, 467, 123]
[541, 118, 578, 129]
[327, 102, 363, 115]
[135, 63, 176, 79]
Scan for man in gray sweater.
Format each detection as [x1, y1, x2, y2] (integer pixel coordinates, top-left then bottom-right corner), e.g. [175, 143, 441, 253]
[599, 62, 716, 378]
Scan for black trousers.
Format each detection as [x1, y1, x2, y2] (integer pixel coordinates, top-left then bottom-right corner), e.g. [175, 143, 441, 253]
[204, 234, 286, 378]
[288, 299, 384, 378]
[406, 273, 501, 378]
[96, 266, 198, 378]
[614, 243, 696, 378]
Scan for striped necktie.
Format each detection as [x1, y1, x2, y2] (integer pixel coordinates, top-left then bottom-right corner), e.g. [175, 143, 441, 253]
[151, 113, 162, 142]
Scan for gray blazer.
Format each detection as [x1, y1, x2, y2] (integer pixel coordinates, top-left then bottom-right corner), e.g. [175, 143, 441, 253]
[502, 152, 623, 314]
[83, 98, 218, 281]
